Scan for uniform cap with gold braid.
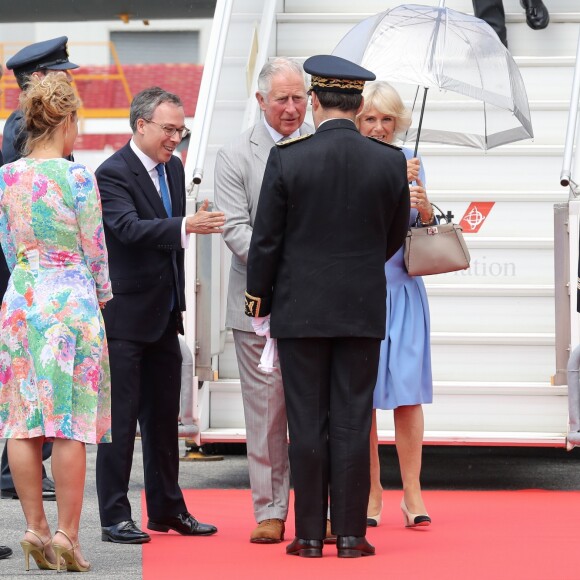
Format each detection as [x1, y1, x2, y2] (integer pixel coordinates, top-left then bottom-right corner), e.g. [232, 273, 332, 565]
[303, 54, 375, 95]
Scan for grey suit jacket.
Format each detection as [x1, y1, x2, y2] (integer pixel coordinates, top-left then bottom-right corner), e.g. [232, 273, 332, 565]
[214, 120, 313, 331]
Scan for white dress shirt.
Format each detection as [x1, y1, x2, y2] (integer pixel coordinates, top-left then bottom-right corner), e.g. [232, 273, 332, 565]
[130, 139, 189, 248]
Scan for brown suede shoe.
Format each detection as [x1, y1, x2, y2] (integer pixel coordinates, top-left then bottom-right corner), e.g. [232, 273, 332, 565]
[250, 519, 285, 544]
[324, 519, 337, 544]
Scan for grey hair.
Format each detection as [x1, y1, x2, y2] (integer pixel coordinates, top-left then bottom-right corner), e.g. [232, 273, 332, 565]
[129, 86, 183, 132]
[356, 81, 412, 137]
[257, 58, 306, 98]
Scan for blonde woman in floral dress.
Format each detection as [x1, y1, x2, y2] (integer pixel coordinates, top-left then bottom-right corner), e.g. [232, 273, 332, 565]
[0, 74, 112, 572]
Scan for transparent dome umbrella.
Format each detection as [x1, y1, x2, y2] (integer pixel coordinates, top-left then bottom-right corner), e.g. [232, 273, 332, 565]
[332, 2, 534, 154]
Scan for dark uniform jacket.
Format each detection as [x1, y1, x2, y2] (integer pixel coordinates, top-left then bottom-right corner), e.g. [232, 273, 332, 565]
[96, 141, 186, 342]
[247, 118, 410, 339]
[2, 110, 26, 165]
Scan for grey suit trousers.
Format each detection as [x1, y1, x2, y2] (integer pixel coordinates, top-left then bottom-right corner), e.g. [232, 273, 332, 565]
[233, 329, 289, 522]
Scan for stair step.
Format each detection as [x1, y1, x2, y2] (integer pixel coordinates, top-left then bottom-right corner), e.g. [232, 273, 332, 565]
[432, 341, 554, 381]
[283, 0, 573, 14]
[429, 293, 554, 333]
[199, 380, 568, 445]
[276, 14, 580, 59]
[431, 332, 554, 345]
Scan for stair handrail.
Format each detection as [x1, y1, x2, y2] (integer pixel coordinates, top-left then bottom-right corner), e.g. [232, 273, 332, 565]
[241, 0, 278, 132]
[185, 0, 234, 189]
[560, 29, 580, 192]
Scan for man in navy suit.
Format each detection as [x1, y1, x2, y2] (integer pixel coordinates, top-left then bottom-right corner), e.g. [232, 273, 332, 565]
[95, 87, 225, 544]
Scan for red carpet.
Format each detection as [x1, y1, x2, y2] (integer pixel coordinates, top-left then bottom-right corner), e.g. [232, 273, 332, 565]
[143, 489, 580, 580]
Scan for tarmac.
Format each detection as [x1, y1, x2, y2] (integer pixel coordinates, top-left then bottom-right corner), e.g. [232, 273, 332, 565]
[0, 440, 250, 579]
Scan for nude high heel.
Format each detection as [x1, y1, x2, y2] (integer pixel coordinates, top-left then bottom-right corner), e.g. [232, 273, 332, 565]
[52, 529, 90, 573]
[366, 503, 383, 527]
[20, 529, 58, 571]
[400, 498, 431, 528]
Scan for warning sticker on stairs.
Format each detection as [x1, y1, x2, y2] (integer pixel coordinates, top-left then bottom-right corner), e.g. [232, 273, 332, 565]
[459, 202, 495, 233]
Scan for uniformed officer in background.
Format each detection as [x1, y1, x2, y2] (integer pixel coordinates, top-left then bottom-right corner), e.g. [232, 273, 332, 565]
[0, 36, 79, 502]
[3, 36, 78, 163]
[245, 54, 410, 558]
[0, 66, 13, 561]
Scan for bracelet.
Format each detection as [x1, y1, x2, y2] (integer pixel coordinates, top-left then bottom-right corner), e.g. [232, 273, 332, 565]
[419, 209, 435, 226]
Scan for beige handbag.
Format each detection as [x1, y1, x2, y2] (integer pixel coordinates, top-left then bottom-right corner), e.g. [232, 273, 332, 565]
[404, 204, 471, 276]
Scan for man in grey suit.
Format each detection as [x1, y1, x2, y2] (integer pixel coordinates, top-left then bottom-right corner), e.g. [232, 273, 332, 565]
[214, 58, 311, 544]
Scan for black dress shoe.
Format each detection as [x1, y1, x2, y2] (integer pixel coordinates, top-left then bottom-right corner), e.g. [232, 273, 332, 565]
[0, 545, 12, 560]
[0, 487, 18, 500]
[336, 535, 375, 558]
[286, 537, 323, 558]
[101, 520, 151, 544]
[147, 512, 217, 536]
[520, 0, 549, 30]
[1, 477, 56, 501]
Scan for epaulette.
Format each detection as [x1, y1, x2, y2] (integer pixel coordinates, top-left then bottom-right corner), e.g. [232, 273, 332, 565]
[367, 136, 402, 150]
[276, 133, 313, 147]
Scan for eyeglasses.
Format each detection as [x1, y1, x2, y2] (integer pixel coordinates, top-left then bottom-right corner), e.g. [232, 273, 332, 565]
[144, 119, 191, 140]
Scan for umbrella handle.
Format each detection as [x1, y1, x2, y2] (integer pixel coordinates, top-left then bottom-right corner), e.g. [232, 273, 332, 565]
[414, 86, 429, 158]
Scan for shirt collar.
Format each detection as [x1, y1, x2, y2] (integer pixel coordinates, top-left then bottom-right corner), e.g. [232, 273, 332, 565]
[130, 138, 160, 175]
[317, 117, 356, 130]
[263, 118, 300, 143]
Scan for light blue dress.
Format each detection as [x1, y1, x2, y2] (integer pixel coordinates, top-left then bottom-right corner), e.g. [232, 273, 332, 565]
[373, 147, 433, 410]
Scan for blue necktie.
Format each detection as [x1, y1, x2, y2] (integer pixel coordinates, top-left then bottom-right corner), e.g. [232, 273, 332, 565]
[156, 163, 176, 311]
[156, 163, 172, 217]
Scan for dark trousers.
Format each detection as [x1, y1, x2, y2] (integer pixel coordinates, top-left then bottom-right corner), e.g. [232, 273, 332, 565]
[1, 442, 52, 489]
[277, 336, 381, 540]
[96, 315, 186, 526]
[473, 0, 508, 47]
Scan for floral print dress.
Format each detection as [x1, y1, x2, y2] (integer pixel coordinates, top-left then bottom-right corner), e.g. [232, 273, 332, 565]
[0, 158, 112, 444]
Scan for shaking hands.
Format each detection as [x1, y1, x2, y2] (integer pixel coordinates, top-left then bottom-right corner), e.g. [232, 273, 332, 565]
[185, 199, 225, 235]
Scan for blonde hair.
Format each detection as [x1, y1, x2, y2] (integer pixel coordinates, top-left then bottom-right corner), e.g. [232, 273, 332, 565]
[19, 73, 81, 154]
[356, 81, 412, 138]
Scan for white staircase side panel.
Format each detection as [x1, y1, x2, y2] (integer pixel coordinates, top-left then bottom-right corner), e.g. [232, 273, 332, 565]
[205, 101, 246, 145]
[217, 57, 253, 102]
[223, 16, 266, 57]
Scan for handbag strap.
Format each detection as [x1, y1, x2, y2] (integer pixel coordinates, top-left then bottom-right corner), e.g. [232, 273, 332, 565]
[414, 202, 454, 226]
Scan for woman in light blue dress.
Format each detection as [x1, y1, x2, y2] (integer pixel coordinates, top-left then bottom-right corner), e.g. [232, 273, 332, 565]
[356, 81, 433, 528]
